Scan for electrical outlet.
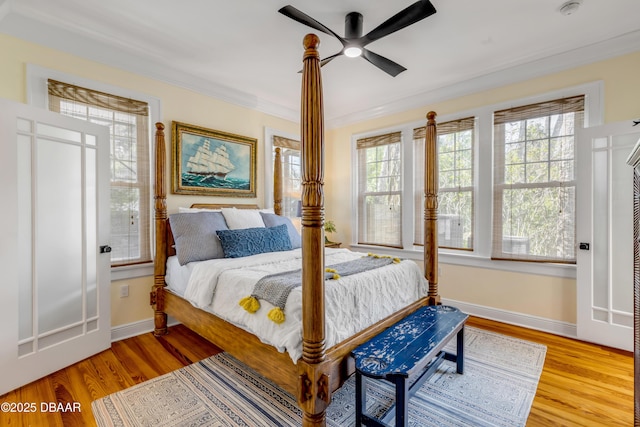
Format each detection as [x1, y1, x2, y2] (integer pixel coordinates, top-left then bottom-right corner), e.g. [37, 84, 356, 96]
[120, 284, 129, 298]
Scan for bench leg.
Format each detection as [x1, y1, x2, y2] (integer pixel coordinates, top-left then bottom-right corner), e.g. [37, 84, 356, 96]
[356, 371, 365, 425]
[456, 326, 465, 374]
[393, 376, 409, 427]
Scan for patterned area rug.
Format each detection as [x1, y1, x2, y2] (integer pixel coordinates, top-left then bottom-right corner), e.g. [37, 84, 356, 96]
[92, 327, 546, 427]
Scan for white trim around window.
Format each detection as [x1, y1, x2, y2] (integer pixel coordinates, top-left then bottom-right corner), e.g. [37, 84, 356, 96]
[350, 81, 603, 279]
[26, 64, 162, 280]
[263, 126, 300, 210]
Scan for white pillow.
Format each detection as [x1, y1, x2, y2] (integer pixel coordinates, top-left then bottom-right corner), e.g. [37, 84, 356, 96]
[221, 207, 266, 229]
[178, 206, 221, 213]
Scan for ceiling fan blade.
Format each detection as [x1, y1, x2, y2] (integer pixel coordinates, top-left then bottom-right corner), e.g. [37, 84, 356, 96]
[361, 0, 436, 46]
[297, 52, 343, 73]
[278, 5, 346, 45]
[321, 52, 343, 67]
[361, 49, 407, 77]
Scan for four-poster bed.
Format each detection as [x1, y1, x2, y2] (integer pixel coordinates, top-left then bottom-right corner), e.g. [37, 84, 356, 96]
[150, 34, 440, 426]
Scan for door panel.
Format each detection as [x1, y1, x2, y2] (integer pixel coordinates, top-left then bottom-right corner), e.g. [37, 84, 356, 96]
[576, 121, 640, 351]
[0, 99, 110, 395]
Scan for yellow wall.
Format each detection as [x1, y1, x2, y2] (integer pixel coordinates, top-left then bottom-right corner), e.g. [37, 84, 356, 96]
[325, 51, 640, 325]
[0, 33, 298, 327]
[3, 32, 640, 330]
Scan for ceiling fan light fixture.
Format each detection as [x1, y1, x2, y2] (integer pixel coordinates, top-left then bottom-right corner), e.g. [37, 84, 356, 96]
[344, 46, 362, 58]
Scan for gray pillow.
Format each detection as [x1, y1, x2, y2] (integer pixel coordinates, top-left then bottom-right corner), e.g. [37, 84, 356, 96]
[169, 212, 229, 265]
[260, 212, 301, 249]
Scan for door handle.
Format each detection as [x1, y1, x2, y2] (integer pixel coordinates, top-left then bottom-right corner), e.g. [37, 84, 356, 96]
[100, 245, 112, 254]
[579, 242, 590, 250]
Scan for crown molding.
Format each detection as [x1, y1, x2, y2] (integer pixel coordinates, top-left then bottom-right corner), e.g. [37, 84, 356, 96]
[327, 30, 640, 129]
[2, 5, 639, 130]
[0, 7, 300, 123]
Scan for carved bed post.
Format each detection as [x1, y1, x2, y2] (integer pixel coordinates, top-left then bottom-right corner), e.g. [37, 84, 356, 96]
[424, 111, 441, 305]
[298, 33, 330, 427]
[152, 122, 168, 335]
[274, 147, 283, 216]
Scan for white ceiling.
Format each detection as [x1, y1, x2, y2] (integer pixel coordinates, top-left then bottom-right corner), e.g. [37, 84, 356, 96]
[1, 0, 640, 128]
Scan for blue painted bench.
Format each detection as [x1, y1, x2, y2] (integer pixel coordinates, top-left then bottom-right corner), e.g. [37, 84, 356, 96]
[351, 305, 469, 427]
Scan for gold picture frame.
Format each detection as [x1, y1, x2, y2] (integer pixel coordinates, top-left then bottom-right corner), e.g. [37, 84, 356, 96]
[171, 121, 257, 197]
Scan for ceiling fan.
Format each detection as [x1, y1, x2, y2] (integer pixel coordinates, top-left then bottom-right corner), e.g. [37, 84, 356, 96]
[278, 1, 437, 77]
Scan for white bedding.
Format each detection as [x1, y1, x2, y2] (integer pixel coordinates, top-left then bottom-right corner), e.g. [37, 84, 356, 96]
[167, 248, 428, 362]
[165, 255, 195, 296]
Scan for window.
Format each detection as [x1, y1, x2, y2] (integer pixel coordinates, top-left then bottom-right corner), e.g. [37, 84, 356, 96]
[492, 95, 584, 263]
[272, 135, 302, 220]
[47, 79, 152, 267]
[414, 117, 475, 250]
[356, 132, 402, 248]
[350, 83, 599, 277]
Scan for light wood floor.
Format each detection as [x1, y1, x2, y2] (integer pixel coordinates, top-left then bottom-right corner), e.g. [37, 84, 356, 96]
[0, 317, 633, 426]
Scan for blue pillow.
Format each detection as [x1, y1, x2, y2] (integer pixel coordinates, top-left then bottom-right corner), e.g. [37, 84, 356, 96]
[216, 224, 293, 258]
[169, 212, 229, 265]
[259, 212, 301, 249]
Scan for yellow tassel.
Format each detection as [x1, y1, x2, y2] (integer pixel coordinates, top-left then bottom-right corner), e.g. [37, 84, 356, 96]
[367, 253, 401, 263]
[268, 307, 286, 324]
[325, 267, 340, 280]
[239, 296, 260, 313]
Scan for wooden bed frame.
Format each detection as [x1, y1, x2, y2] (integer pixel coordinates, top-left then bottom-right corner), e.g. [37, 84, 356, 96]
[150, 34, 440, 426]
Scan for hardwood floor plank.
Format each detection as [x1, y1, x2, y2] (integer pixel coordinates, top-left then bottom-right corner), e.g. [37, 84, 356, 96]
[535, 380, 630, 426]
[0, 318, 633, 426]
[15, 376, 63, 427]
[155, 324, 222, 364]
[0, 388, 22, 426]
[64, 367, 101, 427]
[109, 339, 157, 385]
[49, 367, 93, 427]
[81, 354, 130, 397]
[109, 334, 184, 384]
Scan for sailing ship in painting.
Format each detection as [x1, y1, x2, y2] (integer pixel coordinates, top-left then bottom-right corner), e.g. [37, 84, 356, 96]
[181, 138, 250, 191]
[186, 139, 235, 179]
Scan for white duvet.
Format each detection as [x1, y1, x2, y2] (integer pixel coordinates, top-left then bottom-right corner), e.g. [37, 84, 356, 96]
[180, 248, 428, 362]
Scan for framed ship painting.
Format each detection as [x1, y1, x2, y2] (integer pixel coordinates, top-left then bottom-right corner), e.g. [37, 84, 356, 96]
[171, 121, 257, 197]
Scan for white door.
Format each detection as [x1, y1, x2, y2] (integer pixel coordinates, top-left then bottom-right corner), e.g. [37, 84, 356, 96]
[576, 120, 640, 351]
[0, 99, 111, 395]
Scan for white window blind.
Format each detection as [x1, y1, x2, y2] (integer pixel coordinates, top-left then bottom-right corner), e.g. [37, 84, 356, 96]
[48, 79, 152, 266]
[356, 132, 403, 248]
[492, 95, 584, 263]
[414, 117, 475, 250]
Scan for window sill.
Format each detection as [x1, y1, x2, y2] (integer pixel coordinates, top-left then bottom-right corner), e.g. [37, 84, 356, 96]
[348, 244, 576, 279]
[111, 262, 154, 281]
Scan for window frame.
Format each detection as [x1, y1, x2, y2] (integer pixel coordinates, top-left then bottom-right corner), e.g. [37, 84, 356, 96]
[350, 81, 603, 279]
[27, 64, 161, 280]
[413, 117, 476, 250]
[264, 127, 301, 211]
[492, 97, 584, 263]
[355, 131, 404, 248]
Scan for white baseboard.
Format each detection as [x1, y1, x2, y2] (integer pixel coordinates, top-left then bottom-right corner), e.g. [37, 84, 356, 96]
[441, 298, 578, 339]
[110, 303, 577, 343]
[110, 316, 180, 342]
